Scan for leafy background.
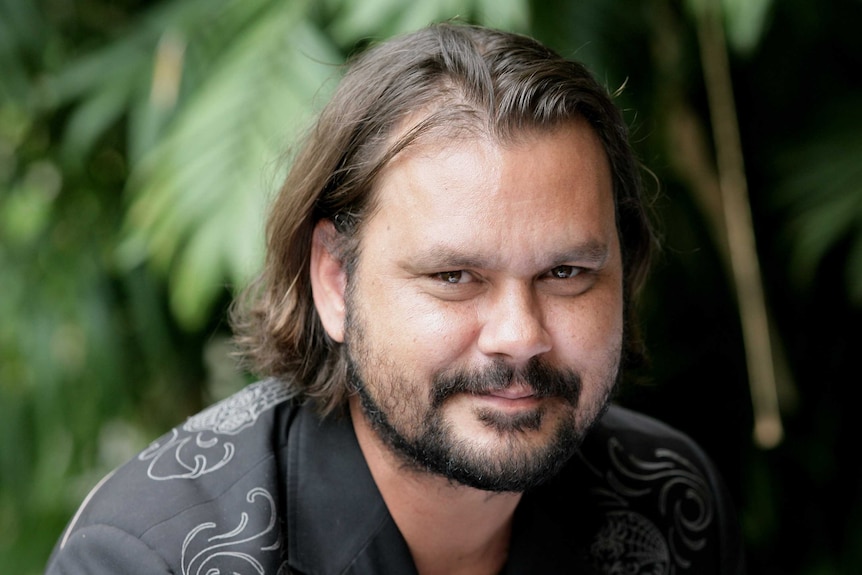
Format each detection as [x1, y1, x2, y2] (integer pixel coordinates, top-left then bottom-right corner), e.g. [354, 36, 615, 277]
[1, 0, 860, 572]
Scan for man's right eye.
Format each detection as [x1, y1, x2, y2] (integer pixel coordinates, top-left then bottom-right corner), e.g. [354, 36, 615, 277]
[436, 271, 467, 284]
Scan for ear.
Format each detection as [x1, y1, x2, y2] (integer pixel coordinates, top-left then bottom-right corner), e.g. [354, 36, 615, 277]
[310, 219, 347, 343]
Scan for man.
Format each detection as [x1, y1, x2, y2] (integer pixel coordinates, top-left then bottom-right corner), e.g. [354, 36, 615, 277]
[47, 22, 745, 574]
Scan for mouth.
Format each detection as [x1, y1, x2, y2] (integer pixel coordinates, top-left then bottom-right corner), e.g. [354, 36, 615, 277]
[483, 383, 535, 400]
[473, 383, 542, 410]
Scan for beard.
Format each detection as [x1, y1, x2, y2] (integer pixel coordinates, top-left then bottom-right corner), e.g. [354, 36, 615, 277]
[344, 303, 619, 493]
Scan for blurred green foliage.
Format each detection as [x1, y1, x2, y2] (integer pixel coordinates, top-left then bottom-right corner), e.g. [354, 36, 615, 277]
[1, 0, 860, 573]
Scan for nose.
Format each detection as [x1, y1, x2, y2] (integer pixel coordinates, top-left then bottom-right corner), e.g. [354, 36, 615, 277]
[477, 282, 552, 363]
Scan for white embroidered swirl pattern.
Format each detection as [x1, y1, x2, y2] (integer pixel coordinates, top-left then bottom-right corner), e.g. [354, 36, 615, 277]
[181, 487, 281, 575]
[587, 437, 715, 574]
[138, 380, 291, 480]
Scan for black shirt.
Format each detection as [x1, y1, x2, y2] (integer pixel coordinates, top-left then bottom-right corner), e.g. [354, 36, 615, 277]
[46, 379, 745, 574]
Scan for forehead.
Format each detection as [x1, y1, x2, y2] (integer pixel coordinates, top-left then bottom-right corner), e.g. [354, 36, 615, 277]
[357, 119, 618, 271]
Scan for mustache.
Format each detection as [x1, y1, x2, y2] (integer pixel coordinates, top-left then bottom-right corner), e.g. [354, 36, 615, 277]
[431, 358, 581, 408]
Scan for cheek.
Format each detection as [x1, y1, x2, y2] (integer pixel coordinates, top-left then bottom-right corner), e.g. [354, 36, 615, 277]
[406, 301, 480, 362]
[551, 290, 624, 363]
[359, 281, 479, 364]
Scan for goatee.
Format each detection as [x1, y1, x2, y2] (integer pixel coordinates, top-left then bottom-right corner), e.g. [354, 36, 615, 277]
[349, 355, 594, 492]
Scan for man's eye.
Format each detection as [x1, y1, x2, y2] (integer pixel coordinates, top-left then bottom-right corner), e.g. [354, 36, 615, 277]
[436, 271, 468, 284]
[549, 265, 581, 279]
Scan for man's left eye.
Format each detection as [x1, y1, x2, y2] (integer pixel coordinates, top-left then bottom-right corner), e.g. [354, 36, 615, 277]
[549, 265, 581, 279]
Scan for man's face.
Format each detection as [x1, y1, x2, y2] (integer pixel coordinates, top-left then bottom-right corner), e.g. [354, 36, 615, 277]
[343, 120, 623, 492]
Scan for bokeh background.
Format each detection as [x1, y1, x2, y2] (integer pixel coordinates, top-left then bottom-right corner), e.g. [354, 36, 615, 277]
[2, 0, 860, 572]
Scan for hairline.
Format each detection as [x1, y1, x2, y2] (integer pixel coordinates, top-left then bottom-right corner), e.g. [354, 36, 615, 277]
[335, 107, 611, 266]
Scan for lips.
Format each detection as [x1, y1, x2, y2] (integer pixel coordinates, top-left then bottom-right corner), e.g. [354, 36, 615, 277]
[484, 384, 535, 401]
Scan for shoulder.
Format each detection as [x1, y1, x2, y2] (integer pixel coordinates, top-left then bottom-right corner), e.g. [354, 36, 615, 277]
[46, 379, 297, 574]
[595, 402, 697, 439]
[579, 404, 732, 504]
[587, 403, 711, 459]
[549, 404, 746, 574]
[575, 403, 731, 492]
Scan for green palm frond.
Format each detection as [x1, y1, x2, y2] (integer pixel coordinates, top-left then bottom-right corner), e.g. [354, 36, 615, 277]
[119, 5, 341, 328]
[46, 0, 282, 164]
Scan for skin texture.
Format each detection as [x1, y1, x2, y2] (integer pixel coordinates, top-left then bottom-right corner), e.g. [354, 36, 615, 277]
[310, 119, 624, 575]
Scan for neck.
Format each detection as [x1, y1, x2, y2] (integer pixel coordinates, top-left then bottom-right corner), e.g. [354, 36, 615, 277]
[349, 398, 521, 575]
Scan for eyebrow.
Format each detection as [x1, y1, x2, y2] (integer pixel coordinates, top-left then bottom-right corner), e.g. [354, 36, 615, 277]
[402, 240, 611, 272]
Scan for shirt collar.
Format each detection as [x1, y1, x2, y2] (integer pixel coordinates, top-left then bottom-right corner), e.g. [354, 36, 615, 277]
[282, 403, 599, 575]
[284, 405, 417, 575]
